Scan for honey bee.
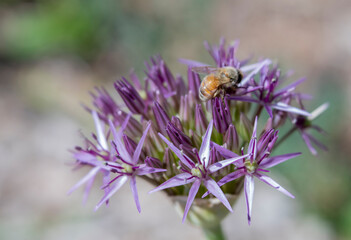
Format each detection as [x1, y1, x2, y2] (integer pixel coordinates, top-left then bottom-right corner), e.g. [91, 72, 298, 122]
[193, 66, 243, 101]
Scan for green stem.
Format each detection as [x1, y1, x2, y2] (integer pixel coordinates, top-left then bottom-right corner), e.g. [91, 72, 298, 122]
[202, 223, 226, 240]
[274, 126, 297, 149]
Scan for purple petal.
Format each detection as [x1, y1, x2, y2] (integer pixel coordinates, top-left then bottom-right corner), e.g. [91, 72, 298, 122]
[120, 112, 131, 131]
[171, 116, 184, 132]
[305, 132, 328, 152]
[271, 102, 310, 116]
[212, 142, 239, 158]
[73, 152, 104, 168]
[208, 154, 249, 173]
[67, 166, 100, 195]
[130, 176, 141, 213]
[145, 156, 162, 168]
[195, 104, 209, 135]
[132, 122, 151, 164]
[255, 172, 295, 198]
[199, 120, 213, 167]
[274, 77, 306, 97]
[202, 169, 245, 198]
[188, 68, 201, 98]
[136, 166, 167, 176]
[166, 122, 193, 147]
[240, 59, 272, 86]
[296, 93, 313, 101]
[83, 171, 97, 204]
[178, 58, 209, 67]
[229, 96, 261, 104]
[212, 98, 231, 134]
[244, 175, 255, 225]
[245, 86, 263, 94]
[123, 134, 138, 157]
[152, 102, 170, 135]
[264, 104, 273, 119]
[301, 132, 318, 155]
[248, 140, 256, 163]
[224, 124, 239, 151]
[92, 111, 108, 150]
[182, 179, 201, 223]
[114, 79, 146, 117]
[149, 173, 194, 193]
[109, 120, 132, 163]
[109, 115, 130, 140]
[158, 133, 194, 169]
[259, 152, 301, 169]
[204, 40, 218, 63]
[240, 60, 270, 73]
[102, 170, 111, 201]
[256, 129, 274, 153]
[204, 178, 233, 212]
[164, 90, 177, 98]
[217, 169, 246, 187]
[95, 175, 128, 210]
[310, 125, 327, 135]
[251, 117, 258, 159]
[88, 87, 119, 120]
[129, 69, 142, 90]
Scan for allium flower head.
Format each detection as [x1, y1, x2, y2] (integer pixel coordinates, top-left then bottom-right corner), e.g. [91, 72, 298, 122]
[68, 38, 327, 228]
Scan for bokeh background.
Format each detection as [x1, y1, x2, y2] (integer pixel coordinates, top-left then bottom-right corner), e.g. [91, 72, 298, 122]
[0, 0, 350, 239]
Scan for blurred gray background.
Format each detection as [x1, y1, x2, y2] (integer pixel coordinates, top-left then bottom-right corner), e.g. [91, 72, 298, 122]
[0, 0, 350, 239]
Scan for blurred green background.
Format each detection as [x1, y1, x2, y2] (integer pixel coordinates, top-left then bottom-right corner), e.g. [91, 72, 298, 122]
[0, 0, 350, 239]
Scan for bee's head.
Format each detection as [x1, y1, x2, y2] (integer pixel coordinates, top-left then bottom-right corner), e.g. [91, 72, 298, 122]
[236, 70, 243, 84]
[224, 67, 242, 84]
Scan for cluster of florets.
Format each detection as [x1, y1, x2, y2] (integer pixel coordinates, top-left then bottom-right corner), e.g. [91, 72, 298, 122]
[68, 38, 327, 224]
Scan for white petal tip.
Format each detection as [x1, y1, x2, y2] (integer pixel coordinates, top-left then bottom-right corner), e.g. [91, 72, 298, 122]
[247, 216, 251, 226]
[311, 150, 318, 156]
[148, 189, 156, 194]
[309, 102, 330, 120]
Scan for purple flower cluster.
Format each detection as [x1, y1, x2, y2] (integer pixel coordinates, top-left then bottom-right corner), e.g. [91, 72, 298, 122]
[69, 38, 327, 224]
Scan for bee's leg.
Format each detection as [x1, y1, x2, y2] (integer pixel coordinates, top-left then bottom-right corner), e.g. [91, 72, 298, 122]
[226, 86, 237, 95]
[221, 91, 226, 102]
[213, 89, 221, 98]
[215, 89, 227, 102]
[213, 88, 224, 100]
[223, 82, 238, 96]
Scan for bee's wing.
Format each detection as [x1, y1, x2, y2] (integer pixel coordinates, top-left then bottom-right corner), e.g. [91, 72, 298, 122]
[191, 66, 220, 75]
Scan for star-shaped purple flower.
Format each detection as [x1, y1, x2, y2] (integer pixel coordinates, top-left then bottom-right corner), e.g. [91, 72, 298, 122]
[149, 120, 249, 222]
[230, 65, 310, 118]
[211, 117, 301, 224]
[291, 102, 329, 155]
[67, 111, 115, 203]
[94, 118, 166, 212]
